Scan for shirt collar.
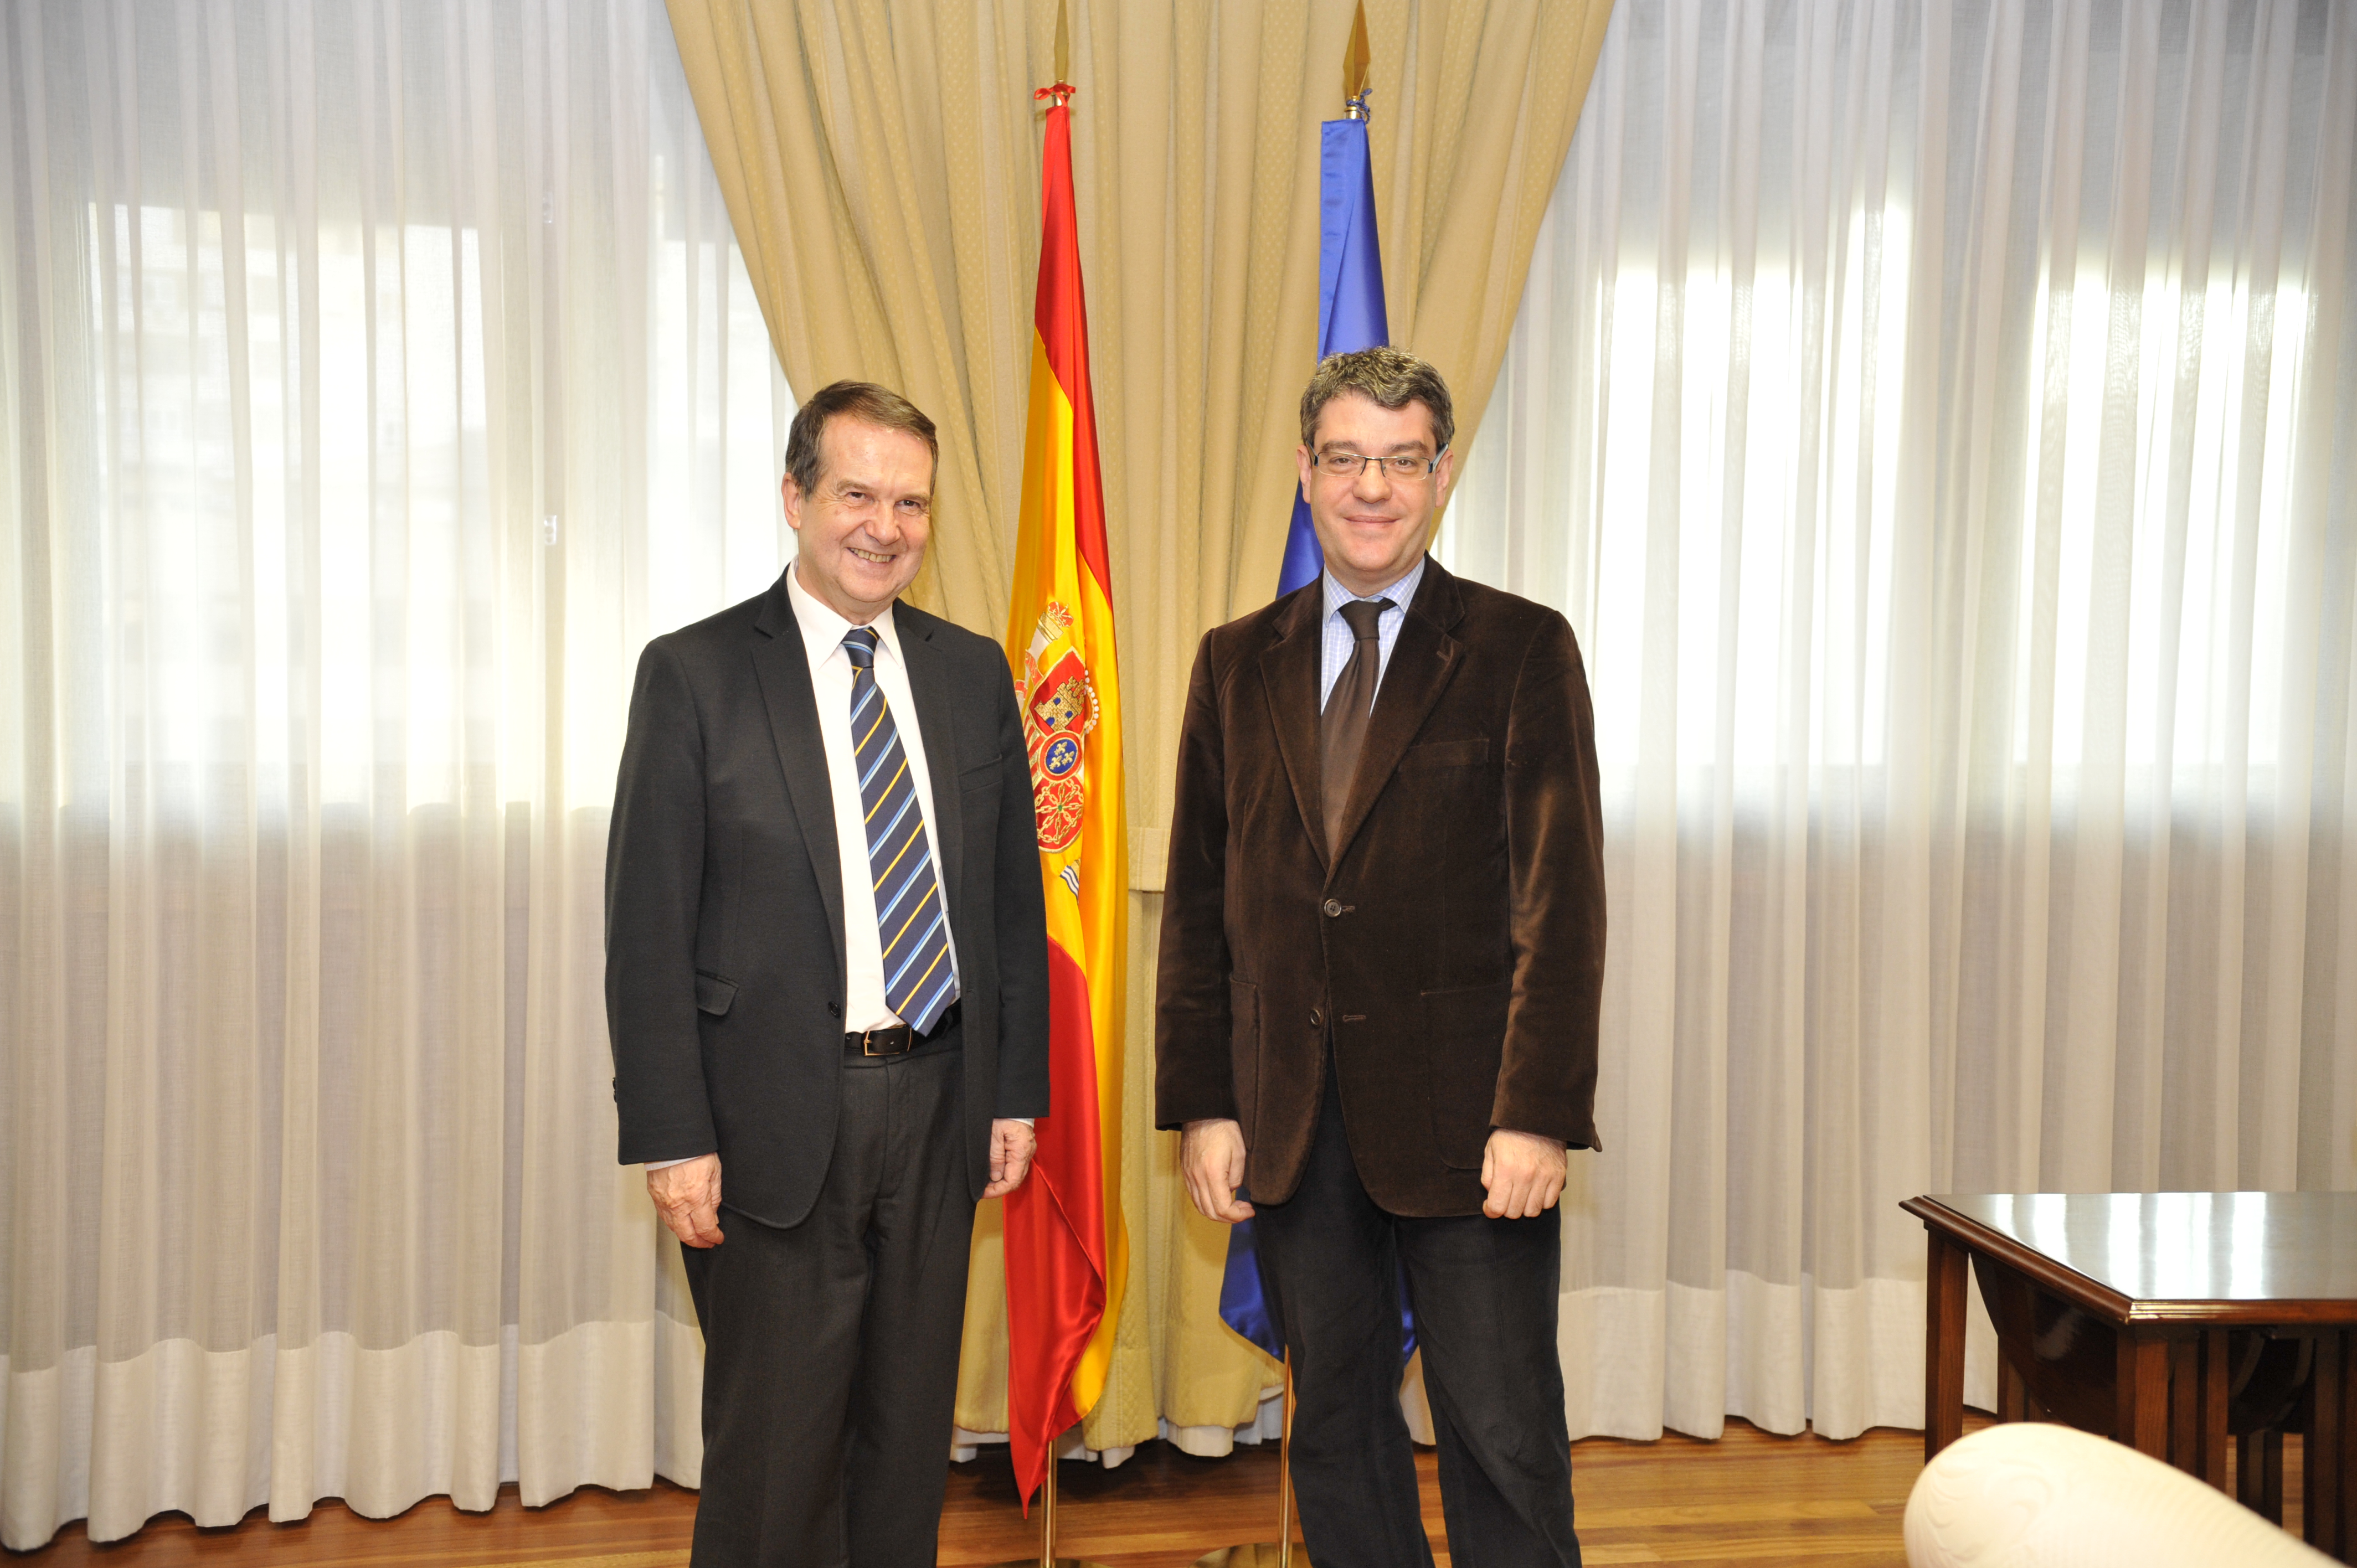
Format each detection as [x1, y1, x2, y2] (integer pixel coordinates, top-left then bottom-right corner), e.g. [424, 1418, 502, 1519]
[1321, 554, 1427, 621]
[784, 560, 903, 671]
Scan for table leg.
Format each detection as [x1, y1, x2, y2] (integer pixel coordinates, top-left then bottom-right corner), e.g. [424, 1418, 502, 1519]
[2169, 1337, 2199, 1474]
[2313, 1330, 2345, 1558]
[1998, 1355, 2027, 1423]
[2196, 1329, 2229, 1491]
[2343, 1331, 2357, 1563]
[1924, 1229, 1968, 1463]
[2240, 1427, 2285, 1524]
[2328, 1329, 2347, 1556]
[2114, 1332, 2169, 1460]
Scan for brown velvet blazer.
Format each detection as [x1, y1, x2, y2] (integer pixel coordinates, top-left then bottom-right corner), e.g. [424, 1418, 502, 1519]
[1153, 556, 1605, 1217]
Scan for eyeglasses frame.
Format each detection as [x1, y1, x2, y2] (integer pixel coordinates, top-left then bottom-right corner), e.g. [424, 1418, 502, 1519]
[1310, 447, 1448, 481]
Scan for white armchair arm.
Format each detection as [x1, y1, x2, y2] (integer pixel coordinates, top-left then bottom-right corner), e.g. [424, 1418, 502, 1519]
[1905, 1422, 2332, 1567]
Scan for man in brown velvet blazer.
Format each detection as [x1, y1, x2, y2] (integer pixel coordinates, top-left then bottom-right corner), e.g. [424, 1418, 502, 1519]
[1156, 347, 1605, 1567]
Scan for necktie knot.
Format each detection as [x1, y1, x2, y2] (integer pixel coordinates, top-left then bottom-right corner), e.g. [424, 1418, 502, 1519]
[842, 627, 879, 669]
[1340, 597, 1391, 642]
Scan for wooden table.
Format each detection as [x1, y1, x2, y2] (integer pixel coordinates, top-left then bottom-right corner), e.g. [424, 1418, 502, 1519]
[1905, 1192, 2357, 1560]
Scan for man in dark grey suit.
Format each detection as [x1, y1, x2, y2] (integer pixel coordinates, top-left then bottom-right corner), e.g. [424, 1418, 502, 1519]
[605, 381, 1049, 1568]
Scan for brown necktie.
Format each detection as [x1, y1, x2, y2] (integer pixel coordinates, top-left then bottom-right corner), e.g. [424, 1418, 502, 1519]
[1321, 597, 1392, 856]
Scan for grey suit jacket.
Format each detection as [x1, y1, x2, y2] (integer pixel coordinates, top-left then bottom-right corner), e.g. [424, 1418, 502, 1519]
[604, 569, 1051, 1227]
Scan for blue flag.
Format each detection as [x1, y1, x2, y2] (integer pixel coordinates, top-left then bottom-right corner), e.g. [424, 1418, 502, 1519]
[1273, 116, 1392, 597]
[1215, 1206, 1283, 1359]
[1226, 109, 1414, 1369]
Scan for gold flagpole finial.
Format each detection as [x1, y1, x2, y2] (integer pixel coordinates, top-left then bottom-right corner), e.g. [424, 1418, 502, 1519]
[1037, 0, 1073, 107]
[1342, 1, 1372, 118]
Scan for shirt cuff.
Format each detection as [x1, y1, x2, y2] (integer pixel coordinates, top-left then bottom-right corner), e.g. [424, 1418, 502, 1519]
[642, 1154, 711, 1172]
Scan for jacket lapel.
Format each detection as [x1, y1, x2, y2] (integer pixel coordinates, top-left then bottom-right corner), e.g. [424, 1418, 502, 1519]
[1258, 585, 1331, 875]
[752, 579, 847, 983]
[1328, 560, 1465, 870]
[894, 608, 967, 921]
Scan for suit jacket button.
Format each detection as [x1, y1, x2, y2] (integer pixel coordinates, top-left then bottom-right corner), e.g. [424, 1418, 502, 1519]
[1322, 898, 1343, 917]
[828, 1000, 842, 1017]
[1309, 1008, 1324, 1028]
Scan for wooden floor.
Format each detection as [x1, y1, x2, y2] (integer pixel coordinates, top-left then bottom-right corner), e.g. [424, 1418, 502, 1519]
[8, 1412, 2309, 1567]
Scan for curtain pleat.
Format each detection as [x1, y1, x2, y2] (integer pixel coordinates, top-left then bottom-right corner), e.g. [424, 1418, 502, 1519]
[1441, 0, 2357, 1442]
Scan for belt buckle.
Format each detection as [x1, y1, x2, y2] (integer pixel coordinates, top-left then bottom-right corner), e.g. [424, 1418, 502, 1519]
[861, 1028, 886, 1057]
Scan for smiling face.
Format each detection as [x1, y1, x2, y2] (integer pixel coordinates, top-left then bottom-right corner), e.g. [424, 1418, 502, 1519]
[783, 416, 935, 625]
[1296, 391, 1455, 597]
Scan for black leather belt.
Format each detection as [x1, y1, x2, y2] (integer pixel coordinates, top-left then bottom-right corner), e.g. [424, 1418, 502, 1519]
[844, 1001, 961, 1058]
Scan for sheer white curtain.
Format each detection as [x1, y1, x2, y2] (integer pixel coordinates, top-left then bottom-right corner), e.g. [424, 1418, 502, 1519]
[1439, 0, 2357, 1442]
[0, 0, 790, 1545]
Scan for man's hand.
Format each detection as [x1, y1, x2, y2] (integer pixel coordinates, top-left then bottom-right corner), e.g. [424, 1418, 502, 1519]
[984, 1119, 1037, 1199]
[647, 1154, 725, 1248]
[1480, 1129, 1568, 1220]
[1179, 1118, 1255, 1223]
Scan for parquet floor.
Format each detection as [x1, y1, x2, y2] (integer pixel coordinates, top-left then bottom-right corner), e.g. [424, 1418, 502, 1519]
[8, 1412, 2308, 1567]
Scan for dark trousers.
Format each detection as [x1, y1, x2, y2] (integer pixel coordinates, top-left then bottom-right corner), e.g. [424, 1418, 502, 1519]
[1254, 1071, 1582, 1568]
[679, 1042, 974, 1568]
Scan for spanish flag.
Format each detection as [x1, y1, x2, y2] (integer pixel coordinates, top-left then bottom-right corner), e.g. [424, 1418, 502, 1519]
[1001, 73, 1128, 1510]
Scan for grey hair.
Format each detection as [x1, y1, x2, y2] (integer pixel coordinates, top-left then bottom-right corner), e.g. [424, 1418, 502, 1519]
[1298, 345, 1454, 453]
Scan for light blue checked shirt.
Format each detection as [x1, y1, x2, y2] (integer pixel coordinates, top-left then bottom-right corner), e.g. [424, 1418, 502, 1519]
[1319, 555, 1427, 713]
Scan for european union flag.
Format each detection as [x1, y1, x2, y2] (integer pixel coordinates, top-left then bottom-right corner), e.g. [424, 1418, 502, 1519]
[1216, 1204, 1283, 1359]
[1227, 104, 1414, 1370]
[1273, 115, 1392, 597]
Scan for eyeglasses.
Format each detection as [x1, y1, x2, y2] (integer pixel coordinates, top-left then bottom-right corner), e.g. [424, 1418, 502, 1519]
[1312, 449, 1444, 481]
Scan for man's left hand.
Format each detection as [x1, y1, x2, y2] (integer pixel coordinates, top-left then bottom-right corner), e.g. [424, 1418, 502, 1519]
[984, 1118, 1037, 1199]
[1480, 1128, 1568, 1219]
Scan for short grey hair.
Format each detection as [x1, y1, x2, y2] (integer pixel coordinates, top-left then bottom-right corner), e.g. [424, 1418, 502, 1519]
[1299, 346, 1455, 453]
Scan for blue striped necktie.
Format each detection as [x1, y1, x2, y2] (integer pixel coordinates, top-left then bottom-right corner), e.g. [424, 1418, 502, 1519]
[842, 628, 959, 1034]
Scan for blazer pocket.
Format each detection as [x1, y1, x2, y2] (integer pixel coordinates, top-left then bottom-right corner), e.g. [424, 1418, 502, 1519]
[1228, 976, 1262, 1141]
[959, 755, 1005, 791]
[694, 972, 738, 1017]
[1400, 737, 1490, 772]
[1420, 978, 1511, 1169]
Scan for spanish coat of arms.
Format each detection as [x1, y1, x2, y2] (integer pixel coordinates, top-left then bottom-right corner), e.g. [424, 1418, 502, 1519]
[1018, 601, 1098, 859]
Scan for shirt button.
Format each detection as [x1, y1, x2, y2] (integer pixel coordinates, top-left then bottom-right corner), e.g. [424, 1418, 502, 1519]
[1322, 899, 1344, 917]
[1309, 1008, 1324, 1028]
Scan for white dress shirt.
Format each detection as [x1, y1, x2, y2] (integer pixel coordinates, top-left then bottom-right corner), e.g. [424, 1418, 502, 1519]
[783, 564, 962, 1032]
[1319, 554, 1426, 711]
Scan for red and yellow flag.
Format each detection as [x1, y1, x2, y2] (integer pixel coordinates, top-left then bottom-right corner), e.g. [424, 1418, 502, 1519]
[1001, 76, 1128, 1510]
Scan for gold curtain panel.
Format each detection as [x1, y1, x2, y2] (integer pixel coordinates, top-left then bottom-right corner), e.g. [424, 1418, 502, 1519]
[662, 0, 1613, 1454]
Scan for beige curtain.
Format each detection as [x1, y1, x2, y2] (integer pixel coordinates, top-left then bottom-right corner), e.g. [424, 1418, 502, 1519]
[662, 0, 1612, 1451]
[0, 0, 798, 1544]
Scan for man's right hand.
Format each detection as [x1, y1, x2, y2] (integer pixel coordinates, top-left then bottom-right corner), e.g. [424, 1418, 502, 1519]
[648, 1154, 725, 1248]
[1179, 1118, 1254, 1223]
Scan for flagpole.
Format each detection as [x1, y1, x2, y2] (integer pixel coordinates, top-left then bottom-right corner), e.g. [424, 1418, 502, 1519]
[1277, 1353, 1298, 1568]
[990, 1422, 1113, 1568]
[1187, 1352, 1303, 1567]
[1041, 1445, 1055, 1568]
